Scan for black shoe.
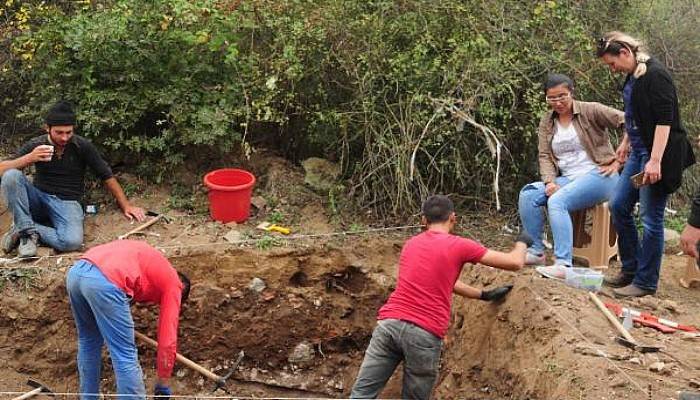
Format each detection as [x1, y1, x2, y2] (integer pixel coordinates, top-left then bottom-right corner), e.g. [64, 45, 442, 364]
[603, 272, 635, 288]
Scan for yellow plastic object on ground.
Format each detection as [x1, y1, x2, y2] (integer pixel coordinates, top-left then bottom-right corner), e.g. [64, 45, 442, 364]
[256, 222, 291, 235]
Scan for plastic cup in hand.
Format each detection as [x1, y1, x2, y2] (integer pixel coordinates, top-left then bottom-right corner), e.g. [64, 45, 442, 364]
[38, 145, 54, 161]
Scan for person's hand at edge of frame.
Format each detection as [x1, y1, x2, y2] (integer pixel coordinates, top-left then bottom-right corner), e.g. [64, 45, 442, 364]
[599, 160, 622, 176]
[680, 224, 700, 259]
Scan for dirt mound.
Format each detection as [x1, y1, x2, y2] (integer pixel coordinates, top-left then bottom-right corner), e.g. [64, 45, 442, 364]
[0, 273, 77, 383]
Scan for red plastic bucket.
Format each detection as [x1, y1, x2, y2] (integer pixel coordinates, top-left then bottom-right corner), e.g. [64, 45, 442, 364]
[203, 168, 256, 223]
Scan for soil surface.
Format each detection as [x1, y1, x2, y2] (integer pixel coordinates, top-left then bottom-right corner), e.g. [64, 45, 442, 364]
[1, 154, 699, 399]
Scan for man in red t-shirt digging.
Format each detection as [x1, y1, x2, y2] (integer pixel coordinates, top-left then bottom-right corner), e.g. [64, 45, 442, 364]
[66, 240, 191, 400]
[350, 195, 532, 399]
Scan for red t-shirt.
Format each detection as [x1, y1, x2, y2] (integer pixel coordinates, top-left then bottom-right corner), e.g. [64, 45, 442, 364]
[81, 240, 182, 379]
[377, 230, 487, 338]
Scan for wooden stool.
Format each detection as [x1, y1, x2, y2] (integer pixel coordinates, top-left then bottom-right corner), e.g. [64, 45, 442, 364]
[571, 202, 617, 269]
[680, 257, 700, 289]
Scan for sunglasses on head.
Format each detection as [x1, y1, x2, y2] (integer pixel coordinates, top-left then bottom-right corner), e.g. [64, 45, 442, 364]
[597, 37, 611, 53]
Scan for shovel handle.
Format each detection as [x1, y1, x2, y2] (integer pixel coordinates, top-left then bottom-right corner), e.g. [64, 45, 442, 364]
[118, 215, 164, 240]
[134, 331, 223, 384]
[589, 292, 637, 344]
[12, 387, 43, 400]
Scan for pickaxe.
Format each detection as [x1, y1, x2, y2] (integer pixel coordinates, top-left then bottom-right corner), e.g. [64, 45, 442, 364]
[135, 331, 244, 393]
[590, 292, 661, 353]
[118, 211, 170, 240]
[12, 379, 54, 400]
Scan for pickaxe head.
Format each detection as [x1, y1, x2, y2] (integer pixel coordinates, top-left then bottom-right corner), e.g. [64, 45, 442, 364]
[211, 350, 245, 394]
[615, 336, 661, 353]
[146, 210, 171, 223]
[26, 379, 55, 397]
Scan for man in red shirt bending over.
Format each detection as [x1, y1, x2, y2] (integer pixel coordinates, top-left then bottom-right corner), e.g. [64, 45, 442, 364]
[66, 240, 190, 400]
[350, 195, 532, 399]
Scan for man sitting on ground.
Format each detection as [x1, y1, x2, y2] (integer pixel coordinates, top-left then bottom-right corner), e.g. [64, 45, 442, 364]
[0, 100, 145, 257]
[66, 239, 190, 400]
[350, 195, 531, 399]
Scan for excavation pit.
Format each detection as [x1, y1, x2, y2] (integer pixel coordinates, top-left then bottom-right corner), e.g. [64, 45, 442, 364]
[1, 243, 698, 399]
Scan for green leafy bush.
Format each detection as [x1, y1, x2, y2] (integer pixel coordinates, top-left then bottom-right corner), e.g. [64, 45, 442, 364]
[4, 0, 696, 217]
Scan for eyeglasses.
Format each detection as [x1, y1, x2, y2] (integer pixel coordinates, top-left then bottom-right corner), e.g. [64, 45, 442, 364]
[597, 37, 611, 54]
[545, 93, 571, 104]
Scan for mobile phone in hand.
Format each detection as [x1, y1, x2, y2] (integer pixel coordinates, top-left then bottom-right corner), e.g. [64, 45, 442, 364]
[630, 172, 646, 188]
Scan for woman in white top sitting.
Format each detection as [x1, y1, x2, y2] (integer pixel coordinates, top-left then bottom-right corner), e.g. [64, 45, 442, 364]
[519, 73, 625, 279]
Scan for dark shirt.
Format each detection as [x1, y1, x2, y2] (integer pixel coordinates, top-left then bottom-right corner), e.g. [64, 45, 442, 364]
[626, 57, 695, 193]
[14, 134, 113, 201]
[689, 188, 700, 228]
[622, 77, 646, 152]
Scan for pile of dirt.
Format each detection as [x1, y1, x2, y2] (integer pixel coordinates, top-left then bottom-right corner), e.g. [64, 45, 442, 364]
[436, 257, 700, 399]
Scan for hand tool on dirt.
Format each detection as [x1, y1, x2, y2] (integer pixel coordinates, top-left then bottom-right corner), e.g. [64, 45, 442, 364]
[605, 302, 698, 333]
[256, 222, 291, 235]
[134, 330, 240, 393]
[589, 292, 637, 343]
[11, 379, 54, 400]
[118, 211, 169, 240]
[589, 293, 661, 353]
[614, 336, 661, 353]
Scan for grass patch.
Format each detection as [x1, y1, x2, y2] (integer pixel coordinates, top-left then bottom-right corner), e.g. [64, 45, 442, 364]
[256, 235, 282, 250]
[0, 268, 39, 291]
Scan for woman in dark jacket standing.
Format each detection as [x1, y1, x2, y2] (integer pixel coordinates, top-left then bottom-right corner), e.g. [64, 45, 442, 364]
[596, 31, 695, 297]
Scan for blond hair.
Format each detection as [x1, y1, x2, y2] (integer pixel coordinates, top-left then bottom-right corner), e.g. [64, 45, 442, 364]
[597, 31, 650, 78]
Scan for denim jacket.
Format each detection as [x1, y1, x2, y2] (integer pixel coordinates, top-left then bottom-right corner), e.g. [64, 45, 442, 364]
[538, 100, 625, 184]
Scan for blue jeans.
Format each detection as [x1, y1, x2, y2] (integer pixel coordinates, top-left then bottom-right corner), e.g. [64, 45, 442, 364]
[66, 260, 146, 400]
[1, 169, 84, 251]
[610, 150, 668, 291]
[350, 319, 442, 400]
[519, 168, 619, 266]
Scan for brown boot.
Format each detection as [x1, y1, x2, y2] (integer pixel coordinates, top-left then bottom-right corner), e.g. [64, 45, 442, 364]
[603, 272, 634, 288]
[613, 284, 655, 298]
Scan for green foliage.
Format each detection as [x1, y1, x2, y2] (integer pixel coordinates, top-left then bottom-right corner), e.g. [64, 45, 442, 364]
[0, 268, 39, 291]
[255, 234, 281, 250]
[665, 211, 689, 234]
[5, 0, 697, 218]
[267, 210, 284, 224]
[167, 183, 205, 212]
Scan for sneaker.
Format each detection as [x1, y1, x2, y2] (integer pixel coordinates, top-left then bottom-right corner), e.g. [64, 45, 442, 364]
[603, 272, 635, 288]
[536, 265, 569, 280]
[525, 252, 546, 266]
[679, 391, 700, 400]
[17, 232, 39, 258]
[613, 284, 655, 298]
[1, 225, 20, 254]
